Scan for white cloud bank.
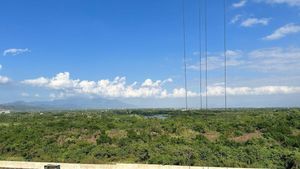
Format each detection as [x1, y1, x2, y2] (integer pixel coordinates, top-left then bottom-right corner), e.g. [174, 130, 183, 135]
[188, 47, 300, 73]
[241, 18, 270, 27]
[208, 85, 300, 96]
[233, 0, 247, 8]
[20, 92, 40, 97]
[257, 0, 300, 7]
[247, 47, 300, 72]
[0, 76, 10, 84]
[21, 72, 300, 98]
[3, 48, 30, 56]
[264, 23, 300, 40]
[22, 72, 197, 98]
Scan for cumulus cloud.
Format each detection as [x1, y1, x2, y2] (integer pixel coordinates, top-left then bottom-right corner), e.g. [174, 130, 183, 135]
[22, 72, 192, 98]
[241, 18, 271, 27]
[264, 23, 300, 40]
[0, 76, 10, 84]
[3, 48, 30, 56]
[22, 77, 50, 87]
[256, 0, 300, 7]
[233, 0, 247, 8]
[169, 88, 198, 98]
[21, 72, 300, 98]
[142, 78, 172, 88]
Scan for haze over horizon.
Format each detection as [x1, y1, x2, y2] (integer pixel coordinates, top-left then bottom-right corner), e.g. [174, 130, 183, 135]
[1, 0, 300, 108]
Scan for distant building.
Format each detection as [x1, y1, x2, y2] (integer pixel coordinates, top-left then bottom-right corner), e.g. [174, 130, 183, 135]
[0, 109, 10, 114]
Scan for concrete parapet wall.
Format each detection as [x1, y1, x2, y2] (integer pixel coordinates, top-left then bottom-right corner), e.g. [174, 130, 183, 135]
[0, 161, 263, 169]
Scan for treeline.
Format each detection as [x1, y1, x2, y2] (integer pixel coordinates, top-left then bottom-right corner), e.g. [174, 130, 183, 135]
[0, 109, 299, 168]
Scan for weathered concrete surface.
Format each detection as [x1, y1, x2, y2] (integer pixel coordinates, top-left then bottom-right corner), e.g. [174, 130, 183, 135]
[0, 161, 263, 169]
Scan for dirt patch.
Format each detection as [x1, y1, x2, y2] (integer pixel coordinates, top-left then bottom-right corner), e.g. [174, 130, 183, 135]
[231, 131, 262, 142]
[203, 131, 220, 142]
[107, 129, 127, 139]
[57, 135, 67, 145]
[86, 131, 101, 144]
[292, 129, 300, 136]
[56, 130, 101, 145]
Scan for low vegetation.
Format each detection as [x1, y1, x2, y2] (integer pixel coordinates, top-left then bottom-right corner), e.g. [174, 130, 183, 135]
[0, 109, 299, 168]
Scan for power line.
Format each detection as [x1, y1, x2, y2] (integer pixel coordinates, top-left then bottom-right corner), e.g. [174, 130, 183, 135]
[198, 0, 203, 110]
[182, 0, 188, 110]
[223, 0, 227, 111]
[204, 0, 208, 112]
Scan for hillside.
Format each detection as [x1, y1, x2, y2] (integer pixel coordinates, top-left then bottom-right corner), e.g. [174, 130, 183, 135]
[0, 97, 133, 111]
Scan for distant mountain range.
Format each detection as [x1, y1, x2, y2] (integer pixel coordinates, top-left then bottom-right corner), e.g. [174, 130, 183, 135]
[0, 97, 134, 111]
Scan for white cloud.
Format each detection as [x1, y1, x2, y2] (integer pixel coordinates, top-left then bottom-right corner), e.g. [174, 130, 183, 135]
[231, 15, 242, 24]
[189, 47, 300, 73]
[247, 47, 300, 72]
[233, 0, 247, 8]
[168, 88, 198, 98]
[207, 85, 300, 96]
[21, 92, 30, 97]
[257, 0, 300, 7]
[264, 23, 300, 40]
[21, 72, 300, 98]
[241, 18, 271, 27]
[22, 77, 49, 87]
[0, 76, 10, 84]
[188, 50, 245, 71]
[3, 48, 30, 56]
[226, 50, 243, 57]
[142, 79, 162, 87]
[0, 64, 2, 70]
[22, 72, 189, 98]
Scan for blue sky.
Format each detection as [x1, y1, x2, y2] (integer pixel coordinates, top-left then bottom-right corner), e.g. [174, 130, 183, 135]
[1, 0, 300, 108]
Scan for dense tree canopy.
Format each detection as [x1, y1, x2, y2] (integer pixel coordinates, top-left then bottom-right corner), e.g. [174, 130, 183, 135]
[0, 109, 299, 168]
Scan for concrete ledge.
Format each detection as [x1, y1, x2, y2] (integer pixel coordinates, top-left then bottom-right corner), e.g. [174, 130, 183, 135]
[0, 161, 263, 169]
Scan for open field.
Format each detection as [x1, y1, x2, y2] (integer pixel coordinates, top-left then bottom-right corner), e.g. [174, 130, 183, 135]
[0, 109, 299, 168]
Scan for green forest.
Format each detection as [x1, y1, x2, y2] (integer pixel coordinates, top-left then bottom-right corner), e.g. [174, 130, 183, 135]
[0, 109, 299, 169]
